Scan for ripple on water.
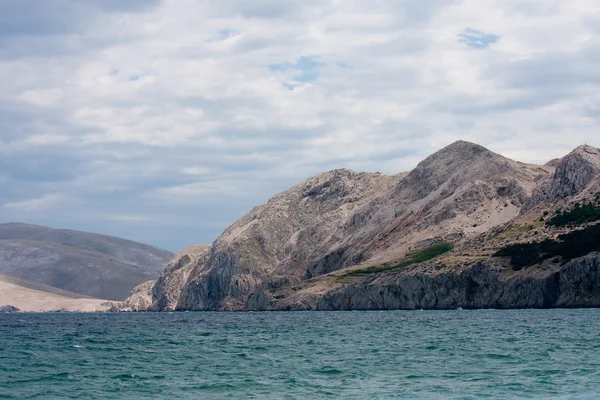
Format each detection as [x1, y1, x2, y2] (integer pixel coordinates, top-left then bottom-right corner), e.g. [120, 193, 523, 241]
[313, 366, 344, 375]
[1, 310, 600, 399]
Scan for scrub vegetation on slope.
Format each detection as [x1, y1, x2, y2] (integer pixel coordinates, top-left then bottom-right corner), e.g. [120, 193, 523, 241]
[346, 243, 453, 276]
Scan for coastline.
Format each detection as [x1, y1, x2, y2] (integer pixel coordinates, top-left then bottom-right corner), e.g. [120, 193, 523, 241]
[0, 280, 114, 313]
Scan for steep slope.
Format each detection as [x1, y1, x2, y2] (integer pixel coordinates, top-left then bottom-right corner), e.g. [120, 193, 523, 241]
[178, 169, 401, 310]
[123, 140, 600, 311]
[120, 280, 156, 312]
[153, 245, 211, 311]
[122, 244, 211, 312]
[281, 144, 600, 310]
[524, 145, 600, 210]
[0, 223, 173, 300]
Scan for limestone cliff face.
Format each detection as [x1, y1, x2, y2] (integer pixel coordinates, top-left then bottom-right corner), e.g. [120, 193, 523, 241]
[120, 280, 156, 312]
[341, 141, 548, 262]
[316, 255, 600, 310]
[123, 141, 600, 311]
[122, 245, 210, 311]
[152, 245, 211, 311]
[525, 145, 600, 210]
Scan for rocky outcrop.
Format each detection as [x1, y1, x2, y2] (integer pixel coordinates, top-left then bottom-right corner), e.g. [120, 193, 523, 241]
[118, 245, 211, 311]
[0, 305, 20, 313]
[152, 245, 211, 311]
[122, 141, 600, 311]
[120, 280, 156, 312]
[524, 145, 600, 210]
[316, 255, 600, 310]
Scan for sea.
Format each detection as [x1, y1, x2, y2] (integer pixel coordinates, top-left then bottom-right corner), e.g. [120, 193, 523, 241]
[1, 309, 600, 399]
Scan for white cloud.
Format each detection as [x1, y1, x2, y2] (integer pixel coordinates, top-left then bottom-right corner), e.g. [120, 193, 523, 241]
[147, 180, 251, 204]
[2, 194, 64, 212]
[107, 215, 150, 222]
[24, 134, 71, 146]
[181, 167, 212, 176]
[1, 0, 600, 249]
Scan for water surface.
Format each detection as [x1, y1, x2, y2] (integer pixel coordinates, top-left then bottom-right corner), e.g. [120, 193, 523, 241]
[1, 310, 600, 399]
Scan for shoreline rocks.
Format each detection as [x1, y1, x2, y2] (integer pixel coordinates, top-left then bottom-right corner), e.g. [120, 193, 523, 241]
[0, 305, 20, 313]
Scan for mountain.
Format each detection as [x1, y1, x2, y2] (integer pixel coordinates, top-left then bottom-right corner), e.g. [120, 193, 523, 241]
[122, 141, 600, 311]
[0, 223, 173, 300]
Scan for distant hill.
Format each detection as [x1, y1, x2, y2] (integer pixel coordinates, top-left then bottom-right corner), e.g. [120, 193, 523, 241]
[0, 223, 173, 300]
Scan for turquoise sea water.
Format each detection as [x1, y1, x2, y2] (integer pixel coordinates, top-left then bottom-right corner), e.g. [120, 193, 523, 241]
[1, 310, 600, 399]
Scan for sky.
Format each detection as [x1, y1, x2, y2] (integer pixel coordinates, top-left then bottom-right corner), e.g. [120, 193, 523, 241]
[1, 0, 599, 252]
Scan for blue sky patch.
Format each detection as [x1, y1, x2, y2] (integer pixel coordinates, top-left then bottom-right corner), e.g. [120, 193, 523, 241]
[269, 56, 324, 83]
[458, 28, 500, 49]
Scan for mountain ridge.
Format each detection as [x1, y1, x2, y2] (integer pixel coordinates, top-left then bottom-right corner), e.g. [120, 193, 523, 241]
[121, 140, 600, 311]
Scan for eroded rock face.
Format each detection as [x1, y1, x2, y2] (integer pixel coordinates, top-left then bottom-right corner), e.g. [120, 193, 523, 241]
[120, 280, 156, 312]
[316, 255, 600, 310]
[153, 245, 211, 311]
[525, 145, 600, 210]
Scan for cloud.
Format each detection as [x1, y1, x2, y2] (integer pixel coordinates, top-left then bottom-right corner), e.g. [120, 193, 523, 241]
[107, 215, 151, 222]
[1, 0, 600, 251]
[2, 194, 64, 212]
[0, 0, 163, 59]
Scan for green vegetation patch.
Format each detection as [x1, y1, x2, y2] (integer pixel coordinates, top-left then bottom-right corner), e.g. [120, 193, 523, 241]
[335, 275, 359, 284]
[501, 222, 543, 240]
[494, 223, 600, 270]
[346, 242, 453, 276]
[547, 201, 600, 227]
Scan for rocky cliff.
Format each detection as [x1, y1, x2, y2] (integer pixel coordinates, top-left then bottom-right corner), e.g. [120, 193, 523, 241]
[124, 141, 600, 311]
[152, 245, 211, 311]
[316, 255, 600, 310]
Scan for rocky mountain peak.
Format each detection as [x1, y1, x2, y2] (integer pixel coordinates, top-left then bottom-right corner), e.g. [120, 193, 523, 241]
[432, 140, 492, 157]
[413, 141, 496, 172]
[397, 140, 520, 201]
[524, 144, 600, 209]
[552, 144, 600, 197]
[572, 144, 600, 156]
